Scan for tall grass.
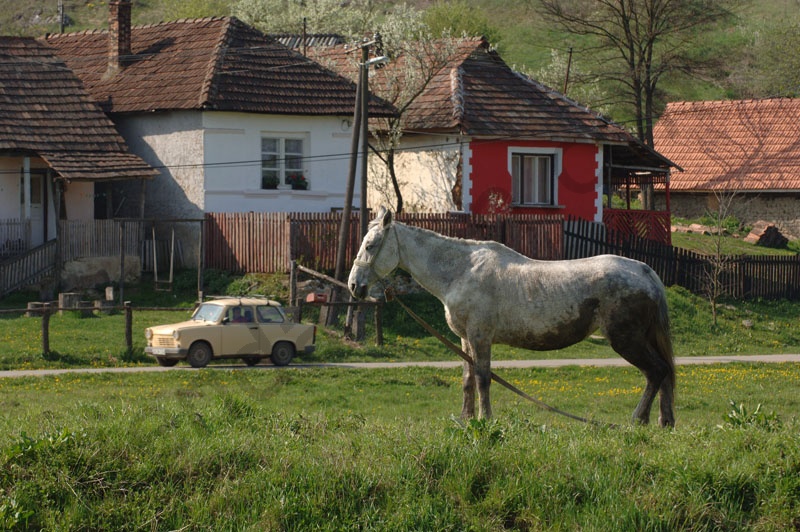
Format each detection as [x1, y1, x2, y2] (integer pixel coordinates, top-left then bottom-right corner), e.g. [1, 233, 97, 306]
[1, 365, 799, 529]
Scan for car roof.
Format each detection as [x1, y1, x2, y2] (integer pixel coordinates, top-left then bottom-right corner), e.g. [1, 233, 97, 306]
[202, 297, 282, 307]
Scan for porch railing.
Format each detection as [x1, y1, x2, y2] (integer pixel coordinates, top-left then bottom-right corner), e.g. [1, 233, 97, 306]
[0, 218, 31, 260]
[0, 240, 57, 297]
[603, 209, 671, 245]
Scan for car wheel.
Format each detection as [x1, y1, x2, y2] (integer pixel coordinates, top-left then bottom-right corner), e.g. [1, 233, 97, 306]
[242, 356, 261, 366]
[187, 342, 212, 368]
[156, 357, 179, 367]
[270, 341, 295, 366]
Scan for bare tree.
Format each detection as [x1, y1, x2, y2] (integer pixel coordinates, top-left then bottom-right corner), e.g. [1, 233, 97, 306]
[537, 0, 737, 148]
[703, 190, 740, 326]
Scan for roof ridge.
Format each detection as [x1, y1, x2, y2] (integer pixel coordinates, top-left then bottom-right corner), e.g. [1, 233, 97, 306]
[201, 17, 238, 108]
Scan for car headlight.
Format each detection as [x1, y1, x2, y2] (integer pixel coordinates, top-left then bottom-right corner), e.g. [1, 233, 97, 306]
[173, 330, 180, 341]
[145, 329, 153, 340]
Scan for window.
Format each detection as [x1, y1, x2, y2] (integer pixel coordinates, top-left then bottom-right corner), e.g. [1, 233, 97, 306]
[511, 153, 555, 206]
[261, 137, 306, 189]
[257, 305, 285, 323]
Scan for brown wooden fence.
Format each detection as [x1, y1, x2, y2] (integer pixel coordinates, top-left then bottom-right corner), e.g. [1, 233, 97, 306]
[59, 219, 143, 262]
[204, 212, 564, 273]
[566, 217, 800, 300]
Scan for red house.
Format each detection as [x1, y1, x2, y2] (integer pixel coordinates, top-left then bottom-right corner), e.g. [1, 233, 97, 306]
[306, 37, 676, 243]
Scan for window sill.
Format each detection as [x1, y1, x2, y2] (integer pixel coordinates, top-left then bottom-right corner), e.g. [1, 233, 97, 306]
[511, 203, 564, 209]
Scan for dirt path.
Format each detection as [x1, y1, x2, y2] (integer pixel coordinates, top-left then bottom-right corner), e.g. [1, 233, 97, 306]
[2, 354, 799, 379]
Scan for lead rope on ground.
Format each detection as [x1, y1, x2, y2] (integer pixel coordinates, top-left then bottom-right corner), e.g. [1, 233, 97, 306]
[384, 287, 617, 429]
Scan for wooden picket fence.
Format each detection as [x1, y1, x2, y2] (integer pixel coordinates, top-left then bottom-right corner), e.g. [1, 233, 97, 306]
[565, 217, 800, 300]
[204, 211, 564, 273]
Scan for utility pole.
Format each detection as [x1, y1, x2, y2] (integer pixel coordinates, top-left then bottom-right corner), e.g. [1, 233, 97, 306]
[333, 35, 387, 282]
[563, 46, 573, 95]
[58, 0, 65, 33]
[333, 44, 366, 285]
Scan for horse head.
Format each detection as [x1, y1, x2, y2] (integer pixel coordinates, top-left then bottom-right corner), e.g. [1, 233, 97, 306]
[348, 206, 400, 299]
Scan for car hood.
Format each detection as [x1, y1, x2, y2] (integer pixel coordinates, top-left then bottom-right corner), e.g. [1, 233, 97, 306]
[149, 320, 216, 335]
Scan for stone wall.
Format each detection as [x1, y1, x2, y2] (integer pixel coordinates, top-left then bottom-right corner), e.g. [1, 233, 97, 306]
[656, 192, 800, 240]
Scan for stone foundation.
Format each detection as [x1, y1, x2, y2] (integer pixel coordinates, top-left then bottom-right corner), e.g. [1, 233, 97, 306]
[61, 256, 142, 291]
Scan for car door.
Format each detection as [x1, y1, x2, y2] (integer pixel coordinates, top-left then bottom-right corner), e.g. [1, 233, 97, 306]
[255, 304, 288, 353]
[219, 305, 260, 355]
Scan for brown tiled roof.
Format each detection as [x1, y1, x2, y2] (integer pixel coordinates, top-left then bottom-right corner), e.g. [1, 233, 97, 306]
[45, 17, 393, 117]
[308, 37, 672, 170]
[0, 36, 156, 182]
[654, 99, 800, 191]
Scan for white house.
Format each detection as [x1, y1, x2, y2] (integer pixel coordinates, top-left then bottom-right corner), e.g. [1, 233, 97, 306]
[46, 1, 394, 260]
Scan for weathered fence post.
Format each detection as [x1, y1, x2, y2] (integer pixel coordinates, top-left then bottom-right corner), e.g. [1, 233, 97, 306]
[124, 301, 133, 358]
[374, 302, 383, 346]
[41, 302, 51, 356]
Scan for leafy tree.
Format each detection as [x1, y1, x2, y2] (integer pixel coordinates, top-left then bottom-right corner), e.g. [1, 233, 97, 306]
[233, 0, 385, 38]
[537, 0, 739, 147]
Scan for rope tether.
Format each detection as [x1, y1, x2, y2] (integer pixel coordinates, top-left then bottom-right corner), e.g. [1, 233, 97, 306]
[384, 287, 616, 428]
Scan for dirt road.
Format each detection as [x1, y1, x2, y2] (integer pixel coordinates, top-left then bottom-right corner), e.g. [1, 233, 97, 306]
[1, 354, 799, 379]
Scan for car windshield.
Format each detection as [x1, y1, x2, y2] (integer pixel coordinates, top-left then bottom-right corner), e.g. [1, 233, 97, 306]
[191, 303, 225, 323]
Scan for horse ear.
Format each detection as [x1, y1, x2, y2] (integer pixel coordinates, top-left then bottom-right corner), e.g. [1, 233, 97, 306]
[382, 207, 393, 227]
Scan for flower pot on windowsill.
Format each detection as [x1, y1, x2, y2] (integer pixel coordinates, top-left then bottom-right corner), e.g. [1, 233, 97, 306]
[287, 175, 308, 190]
[262, 176, 280, 190]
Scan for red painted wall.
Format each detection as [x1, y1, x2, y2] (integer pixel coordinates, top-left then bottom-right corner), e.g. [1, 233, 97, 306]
[467, 139, 600, 220]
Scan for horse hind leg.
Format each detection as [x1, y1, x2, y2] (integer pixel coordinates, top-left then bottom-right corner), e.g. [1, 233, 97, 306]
[461, 338, 476, 419]
[608, 335, 673, 426]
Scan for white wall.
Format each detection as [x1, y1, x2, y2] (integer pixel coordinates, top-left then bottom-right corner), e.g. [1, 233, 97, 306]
[202, 112, 359, 213]
[369, 134, 463, 213]
[63, 181, 94, 221]
[0, 157, 20, 217]
[114, 111, 205, 219]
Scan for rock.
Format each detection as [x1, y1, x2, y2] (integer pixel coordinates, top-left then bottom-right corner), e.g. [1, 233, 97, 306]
[743, 221, 788, 248]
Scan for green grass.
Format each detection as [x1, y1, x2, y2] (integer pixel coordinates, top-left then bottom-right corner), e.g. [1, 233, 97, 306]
[670, 231, 797, 257]
[1, 365, 799, 529]
[2, 278, 800, 371]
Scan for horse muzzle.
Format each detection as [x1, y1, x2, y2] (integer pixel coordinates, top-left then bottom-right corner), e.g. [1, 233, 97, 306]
[349, 282, 368, 300]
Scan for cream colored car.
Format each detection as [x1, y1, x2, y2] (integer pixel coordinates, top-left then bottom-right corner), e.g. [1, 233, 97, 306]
[144, 297, 316, 368]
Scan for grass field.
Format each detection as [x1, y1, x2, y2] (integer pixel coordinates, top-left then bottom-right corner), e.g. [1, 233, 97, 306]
[1, 364, 799, 529]
[2, 270, 800, 529]
[1, 278, 800, 371]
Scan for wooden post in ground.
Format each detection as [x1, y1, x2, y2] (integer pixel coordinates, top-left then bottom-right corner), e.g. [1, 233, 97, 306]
[41, 303, 51, 356]
[124, 301, 133, 358]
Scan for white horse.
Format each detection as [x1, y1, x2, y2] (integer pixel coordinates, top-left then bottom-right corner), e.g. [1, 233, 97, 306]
[348, 208, 675, 426]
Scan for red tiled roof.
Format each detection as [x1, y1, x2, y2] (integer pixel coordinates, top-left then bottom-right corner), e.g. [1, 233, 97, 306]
[45, 17, 394, 117]
[0, 36, 156, 182]
[654, 99, 800, 191]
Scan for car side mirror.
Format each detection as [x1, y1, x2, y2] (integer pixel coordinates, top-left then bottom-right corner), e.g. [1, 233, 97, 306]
[222, 317, 230, 324]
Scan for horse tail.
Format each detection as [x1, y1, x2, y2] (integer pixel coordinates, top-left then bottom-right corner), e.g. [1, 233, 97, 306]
[652, 287, 676, 395]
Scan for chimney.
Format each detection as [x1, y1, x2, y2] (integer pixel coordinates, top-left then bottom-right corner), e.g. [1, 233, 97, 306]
[106, 0, 131, 75]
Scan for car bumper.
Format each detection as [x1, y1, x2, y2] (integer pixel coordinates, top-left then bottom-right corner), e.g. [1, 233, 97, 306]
[145, 346, 189, 358]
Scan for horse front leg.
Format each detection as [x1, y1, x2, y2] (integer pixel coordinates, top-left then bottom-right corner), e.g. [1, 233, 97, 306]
[461, 338, 476, 419]
[467, 335, 493, 419]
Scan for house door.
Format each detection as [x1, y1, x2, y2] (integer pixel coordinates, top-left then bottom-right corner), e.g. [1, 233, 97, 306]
[20, 173, 45, 247]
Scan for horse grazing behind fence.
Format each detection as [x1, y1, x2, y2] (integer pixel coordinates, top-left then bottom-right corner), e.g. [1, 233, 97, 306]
[348, 208, 675, 427]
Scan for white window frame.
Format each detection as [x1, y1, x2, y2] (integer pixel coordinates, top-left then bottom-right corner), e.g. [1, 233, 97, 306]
[261, 135, 308, 190]
[508, 147, 562, 207]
